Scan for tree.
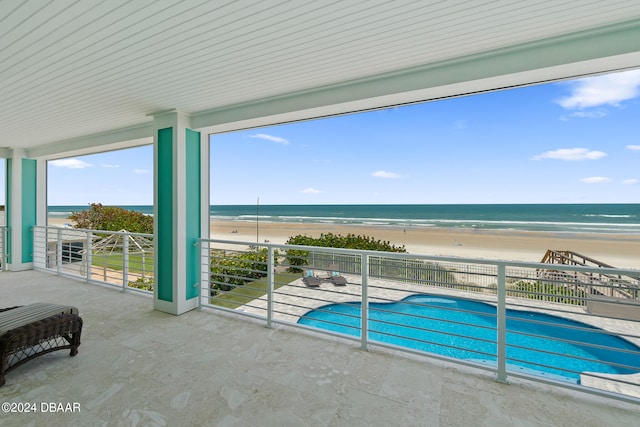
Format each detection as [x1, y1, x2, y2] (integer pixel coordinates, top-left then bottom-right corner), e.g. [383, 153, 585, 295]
[69, 203, 153, 234]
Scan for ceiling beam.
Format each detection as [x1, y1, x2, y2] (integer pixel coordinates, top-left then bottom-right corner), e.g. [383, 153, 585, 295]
[26, 123, 153, 160]
[193, 18, 640, 135]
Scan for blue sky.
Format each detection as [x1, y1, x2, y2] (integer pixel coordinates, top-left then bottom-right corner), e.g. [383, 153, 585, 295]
[4, 69, 640, 206]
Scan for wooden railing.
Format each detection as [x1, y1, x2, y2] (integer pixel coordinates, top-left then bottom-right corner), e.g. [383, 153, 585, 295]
[538, 250, 639, 299]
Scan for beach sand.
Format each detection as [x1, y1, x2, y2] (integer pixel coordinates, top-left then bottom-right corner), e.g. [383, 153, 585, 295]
[47, 218, 640, 269]
[210, 220, 640, 269]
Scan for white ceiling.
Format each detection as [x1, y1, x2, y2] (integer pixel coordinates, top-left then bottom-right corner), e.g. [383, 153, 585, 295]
[2, 0, 640, 158]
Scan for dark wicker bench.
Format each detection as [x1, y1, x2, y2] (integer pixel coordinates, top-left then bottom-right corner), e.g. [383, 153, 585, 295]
[0, 303, 83, 387]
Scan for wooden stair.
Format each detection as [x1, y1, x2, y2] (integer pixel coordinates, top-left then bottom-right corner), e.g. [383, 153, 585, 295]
[537, 250, 639, 300]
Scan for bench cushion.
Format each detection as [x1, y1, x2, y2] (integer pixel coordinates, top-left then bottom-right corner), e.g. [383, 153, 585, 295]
[0, 303, 79, 336]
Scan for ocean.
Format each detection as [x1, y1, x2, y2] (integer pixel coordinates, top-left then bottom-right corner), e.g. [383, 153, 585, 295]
[47, 204, 640, 235]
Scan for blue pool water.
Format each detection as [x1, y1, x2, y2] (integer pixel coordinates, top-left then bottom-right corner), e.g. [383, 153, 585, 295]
[298, 295, 640, 382]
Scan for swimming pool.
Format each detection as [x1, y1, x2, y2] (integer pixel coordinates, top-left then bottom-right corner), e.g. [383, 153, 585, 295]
[298, 295, 640, 382]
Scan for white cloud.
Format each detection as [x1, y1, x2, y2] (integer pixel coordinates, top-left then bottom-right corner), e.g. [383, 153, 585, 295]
[371, 170, 402, 179]
[623, 179, 638, 185]
[49, 158, 92, 169]
[300, 187, 322, 194]
[580, 176, 612, 184]
[566, 110, 607, 119]
[532, 148, 606, 161]
[132, 169, 148, 174]
[627, 145, 640, 151]
[249, 133, 289, 145]
[556, 69, 640, 109]
[100, 163, 120, 168]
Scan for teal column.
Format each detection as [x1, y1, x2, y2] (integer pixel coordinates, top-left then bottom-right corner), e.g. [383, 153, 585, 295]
[153, 111, 205, 315]
[21, 159, 36, 263]
[156, 128, 174, 302]
[5, 150, 41, 271]
[184, 128, 201, 300]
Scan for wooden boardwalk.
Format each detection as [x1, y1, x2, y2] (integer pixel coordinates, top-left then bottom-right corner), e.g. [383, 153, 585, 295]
[537, 250, 639, 300]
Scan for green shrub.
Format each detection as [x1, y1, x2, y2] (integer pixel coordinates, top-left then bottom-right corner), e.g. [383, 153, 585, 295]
[210, 248, 273, 292]
[128, 277, 154, 291]
[69, 203, 153, 234]
[285, 233, 406, 272]
[287, 233, 406, 252]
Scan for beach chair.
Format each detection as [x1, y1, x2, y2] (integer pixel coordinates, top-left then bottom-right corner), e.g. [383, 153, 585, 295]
[318, 264, 347, 286]
[302, 270, 322, 287]
[329, 270, 347, 286]
[0, 303, 83, 387]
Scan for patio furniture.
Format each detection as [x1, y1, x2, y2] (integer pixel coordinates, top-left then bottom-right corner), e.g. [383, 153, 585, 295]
[0, 303, 83, 387]
[329, 271, 347, 286]
[314, 264, 348, 286]
[302, 270, 322, 287]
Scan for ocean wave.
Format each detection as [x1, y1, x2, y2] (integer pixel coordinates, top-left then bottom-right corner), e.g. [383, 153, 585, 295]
[207, 214, 640, 234]
[583, 214, 635, 218]
[217, 215, 640, 229]
[46, 204, 640, 235]
[48, 211, 74, 217]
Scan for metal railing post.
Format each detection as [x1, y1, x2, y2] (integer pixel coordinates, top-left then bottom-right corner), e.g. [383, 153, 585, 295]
[122, 233, 129, 292]
[56, 228, 62, 275]
[86, 231, 92, 282]
[1, 226, 6, 271]
[206, 240, 211, 307]
[197, 240, 204, 310]
[495, 263, 509, 384]
[203, 240, 212, 310]
[360, 253, 369, 351]
[266, 246, 274, 329]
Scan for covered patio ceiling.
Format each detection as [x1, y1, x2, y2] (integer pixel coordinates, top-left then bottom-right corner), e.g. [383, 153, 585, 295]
[2, 1, 640, 159]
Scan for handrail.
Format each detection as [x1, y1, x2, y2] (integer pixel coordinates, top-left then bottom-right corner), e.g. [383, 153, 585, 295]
[34, 225, 153, 239]
[205, 238, 640, 278]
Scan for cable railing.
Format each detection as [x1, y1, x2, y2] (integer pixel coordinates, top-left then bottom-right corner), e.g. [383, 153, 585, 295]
[199, 238, 640, 403]
[33, 225, 154, 293]
[27, 226, 640, 402]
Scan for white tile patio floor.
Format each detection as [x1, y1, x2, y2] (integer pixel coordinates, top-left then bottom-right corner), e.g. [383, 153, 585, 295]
[1, 270, 638, 426]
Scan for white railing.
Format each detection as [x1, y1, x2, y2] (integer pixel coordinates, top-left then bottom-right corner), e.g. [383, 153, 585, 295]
[29, 227, 640, 403]
[0, 225, 6, 271]
[199, 238, 640, 404]
[33, 226, 154, 293]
